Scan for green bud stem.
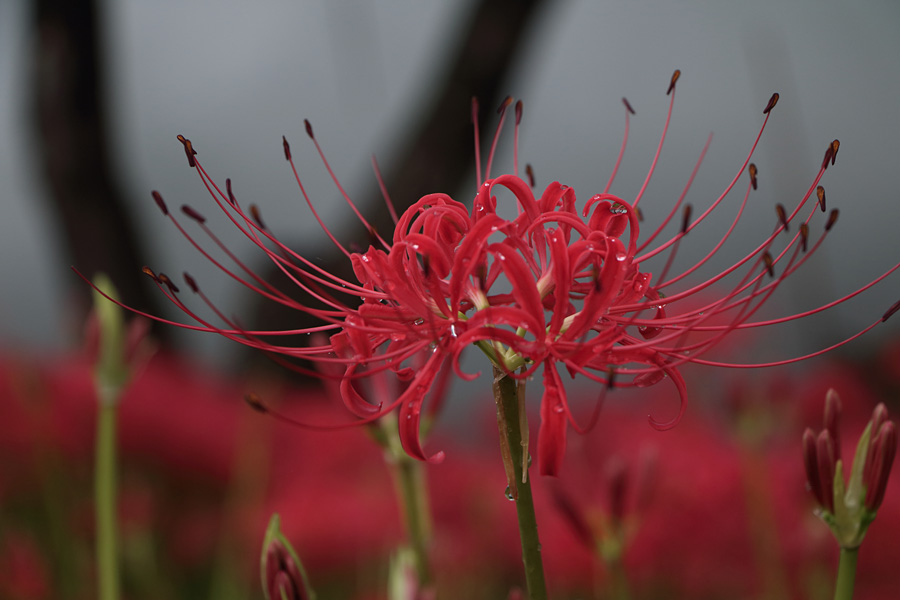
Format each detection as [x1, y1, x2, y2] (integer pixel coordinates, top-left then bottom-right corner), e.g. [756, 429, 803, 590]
[833, 546, 858, 600]
[95, 394, 120, 600]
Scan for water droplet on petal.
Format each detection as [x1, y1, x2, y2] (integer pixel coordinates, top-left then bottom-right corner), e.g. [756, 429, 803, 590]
[615, 252, 628, 262]
[634, 370, 666, 388]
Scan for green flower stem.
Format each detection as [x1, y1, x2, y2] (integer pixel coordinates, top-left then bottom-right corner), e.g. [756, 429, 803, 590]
[493, 367, 548, 600]
[833, 546, 858, 600]
[95, 389, 120, 600]
[382, 416, 433, 588]
[606, 557, 631, 600]
[395, 453, 432, 585]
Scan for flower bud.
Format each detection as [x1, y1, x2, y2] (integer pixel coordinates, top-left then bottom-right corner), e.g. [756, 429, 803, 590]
[865, 421, 896, 511]
[260, 515, 314, 600]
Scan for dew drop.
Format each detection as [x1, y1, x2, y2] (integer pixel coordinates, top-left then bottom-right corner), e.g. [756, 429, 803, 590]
[615, 252, 627, 262]
[553, 404, 565, 414]
[634, 370, 666, 388]
[504, 486, 515, 501]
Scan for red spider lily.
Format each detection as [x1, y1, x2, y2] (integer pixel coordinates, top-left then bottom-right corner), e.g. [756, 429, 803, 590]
[78, 70, 900, 476]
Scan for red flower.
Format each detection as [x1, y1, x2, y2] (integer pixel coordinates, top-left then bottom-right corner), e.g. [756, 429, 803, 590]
[80, 71, 900, 476]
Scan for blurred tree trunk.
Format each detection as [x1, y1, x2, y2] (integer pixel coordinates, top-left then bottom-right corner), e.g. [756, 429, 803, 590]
[250, 0, 547, 372]
[32, 0, 164, 336]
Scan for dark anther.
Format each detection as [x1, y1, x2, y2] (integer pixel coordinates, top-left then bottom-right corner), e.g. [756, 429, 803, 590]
[667, 69, 681, 95]
[181, 205, 206, 224]
[157, 272, 180, 294]
[831, 140, 840, 166]
[816, 186, 826, 212]
[142, 266, 159, 283]
[749, 163, 758, 190]
[525, 164, 535, 188]
[176, 135, 197, 168]
[882, 299, 900, 323]
[244, 393, 268, 414]
[471, 97, 480, 123]
[826, 209, 839, 231]
[250, 204, 266, 229]
[776, 204, 789, 232]
[622, 97, 636, 115]
[497, 95, 513, 115]
[283, 136, 292, 161]
[821, 148, 832, 169]
[681, 204, 692, 234]
[515, 100, 523, 125]
[822, 141, 836, 170]
[763, 253, 775, 278]
[152, 190, 168, 215]
[606, 367, 617, 390]
[636, 206, 644, 222]
[763, 93, 780, 114]
[304, 119, 314, 139]
[183, 272, 198, 293]
[799, 222, 809, 252]
[226, 178, 237, 206]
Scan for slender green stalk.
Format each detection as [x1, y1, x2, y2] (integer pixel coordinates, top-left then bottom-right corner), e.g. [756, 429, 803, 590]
[95, 389, 120, 600]
[382, 415, 433, 588]
[493, 367, 548, 600]
[395, 453, 432, 585]
[606, 557, 631, 600]
[833, 546, 858, 600]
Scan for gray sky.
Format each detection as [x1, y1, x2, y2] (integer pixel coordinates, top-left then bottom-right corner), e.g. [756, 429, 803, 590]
[2, 0, 898, 367]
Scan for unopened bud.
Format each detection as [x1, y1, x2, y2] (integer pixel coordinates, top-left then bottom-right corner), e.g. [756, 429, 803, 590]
[816, 430, 836, 513]
[824, 388, 842, 464]
[264, 540, 306, 600]
[865, 421, 896, 511]
[261, 515, 313, 600]
[802, 428, 825, 507]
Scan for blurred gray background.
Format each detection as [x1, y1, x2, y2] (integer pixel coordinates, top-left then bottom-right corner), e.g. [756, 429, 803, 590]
[1, 0, 898, 368]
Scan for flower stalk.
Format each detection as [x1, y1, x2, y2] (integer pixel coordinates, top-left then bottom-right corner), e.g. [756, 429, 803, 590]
[834, 546, 859, 600]
[94, 390, 119, 600]
[90, 275, 129, 600]
[493, 367, 547, 600]
[89, 274, 151, 600]
[381, 414, 434, 590]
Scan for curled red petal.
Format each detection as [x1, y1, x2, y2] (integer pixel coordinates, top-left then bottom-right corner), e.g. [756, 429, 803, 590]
[538, 363, 568, 476]
[646, 360, 687, 431]
[339, 363, 383, 417]
[488, 241, 546, 330]
[397, 350, 446, 464]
